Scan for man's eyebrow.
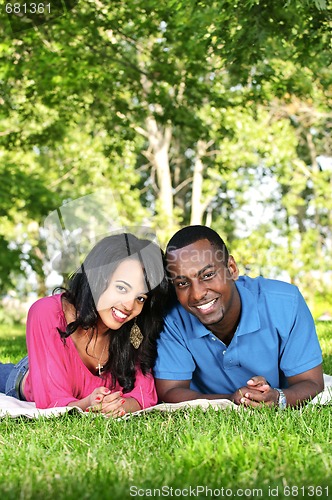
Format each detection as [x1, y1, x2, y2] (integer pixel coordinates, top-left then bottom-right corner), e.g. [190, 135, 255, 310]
[172, 265, 215, 281]
[172, 275, 188, 281]
[197, 264, 215, 277]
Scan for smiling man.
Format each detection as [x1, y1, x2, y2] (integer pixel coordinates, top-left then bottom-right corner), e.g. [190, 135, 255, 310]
[154, 225, 324, 408]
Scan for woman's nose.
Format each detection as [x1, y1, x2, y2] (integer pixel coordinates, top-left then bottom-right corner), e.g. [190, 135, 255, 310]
[122, 298, 135, 312]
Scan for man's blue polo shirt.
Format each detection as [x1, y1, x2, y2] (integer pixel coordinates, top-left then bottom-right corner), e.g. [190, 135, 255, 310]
[154, 276, 322, 393]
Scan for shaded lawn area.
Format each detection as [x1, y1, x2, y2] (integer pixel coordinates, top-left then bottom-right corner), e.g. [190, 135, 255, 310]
[1, 321, 331, 374]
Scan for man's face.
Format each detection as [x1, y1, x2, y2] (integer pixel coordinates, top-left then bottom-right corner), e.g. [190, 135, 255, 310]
[166, 239, 239, 329]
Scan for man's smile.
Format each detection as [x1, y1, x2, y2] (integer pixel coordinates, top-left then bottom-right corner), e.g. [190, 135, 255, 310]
[195, 298, 218, 312]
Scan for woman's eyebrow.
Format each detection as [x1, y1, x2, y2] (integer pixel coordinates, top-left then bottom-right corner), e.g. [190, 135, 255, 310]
[115, 280, 132, 288]
[115, 280, 148, 296]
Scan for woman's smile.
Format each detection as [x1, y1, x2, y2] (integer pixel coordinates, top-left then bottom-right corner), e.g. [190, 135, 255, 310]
[111, 306, 129, 322]
[97, 258, 148, 330]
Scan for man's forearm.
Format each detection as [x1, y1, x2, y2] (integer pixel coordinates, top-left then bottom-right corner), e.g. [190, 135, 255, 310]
[159, 387, 232, 403]
[282, 379, 324, 407]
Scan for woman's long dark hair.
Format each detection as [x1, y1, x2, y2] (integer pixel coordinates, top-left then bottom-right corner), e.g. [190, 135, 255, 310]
[56, 233, 169, 393]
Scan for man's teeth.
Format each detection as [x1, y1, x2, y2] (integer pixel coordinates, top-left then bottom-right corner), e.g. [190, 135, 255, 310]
[112, 308, 127, 319]
[197, 299, 216, 310]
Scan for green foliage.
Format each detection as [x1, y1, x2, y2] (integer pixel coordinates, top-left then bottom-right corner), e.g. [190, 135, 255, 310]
[0, 0, 331, 300]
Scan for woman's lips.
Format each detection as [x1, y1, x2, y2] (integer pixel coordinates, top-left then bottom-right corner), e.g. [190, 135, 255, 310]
[111, 307, 129, 322]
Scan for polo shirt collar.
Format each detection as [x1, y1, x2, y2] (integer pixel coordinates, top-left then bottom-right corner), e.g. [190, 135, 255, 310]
[235, 281, 261, 335]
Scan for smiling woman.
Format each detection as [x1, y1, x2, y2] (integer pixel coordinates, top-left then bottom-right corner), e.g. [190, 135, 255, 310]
[0, 233, 169, 417]
[97, 258, 149, 329]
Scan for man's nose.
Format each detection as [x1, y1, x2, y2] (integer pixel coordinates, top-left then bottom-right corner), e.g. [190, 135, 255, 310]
[189, 280, 207, 302]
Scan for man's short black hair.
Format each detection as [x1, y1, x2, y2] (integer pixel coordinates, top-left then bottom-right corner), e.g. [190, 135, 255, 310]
[166, 225, 229, 263]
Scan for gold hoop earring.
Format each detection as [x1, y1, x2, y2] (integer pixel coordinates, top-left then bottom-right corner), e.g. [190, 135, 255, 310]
[130, 320, 143, 349]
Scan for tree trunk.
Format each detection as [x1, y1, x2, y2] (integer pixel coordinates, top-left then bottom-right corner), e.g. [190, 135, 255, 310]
[190, 140, 206, 225]
[145, 116, 174, 227]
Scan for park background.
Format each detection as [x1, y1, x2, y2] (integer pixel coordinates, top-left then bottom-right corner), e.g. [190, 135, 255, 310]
[0, 2, 331, 499]
[0, 0, 332, 321]
[0, 0, 331, 321]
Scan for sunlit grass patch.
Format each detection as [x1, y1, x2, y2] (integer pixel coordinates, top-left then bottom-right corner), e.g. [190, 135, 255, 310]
[0, 322, 331, 499]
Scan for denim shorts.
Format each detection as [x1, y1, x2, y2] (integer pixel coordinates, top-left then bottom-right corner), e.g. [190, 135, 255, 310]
[4, 356, 29, 400]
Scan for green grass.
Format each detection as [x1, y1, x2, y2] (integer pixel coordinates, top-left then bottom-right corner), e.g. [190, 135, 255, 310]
[319, 322, 332, 375]
[0, 323, 331, 499]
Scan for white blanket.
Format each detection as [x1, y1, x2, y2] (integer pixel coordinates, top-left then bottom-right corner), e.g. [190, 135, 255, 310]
[0, 394, 237, 419]
[0, 374, 331, 419]
[0, 394, 82, 418]
[310, 373, 332, 405]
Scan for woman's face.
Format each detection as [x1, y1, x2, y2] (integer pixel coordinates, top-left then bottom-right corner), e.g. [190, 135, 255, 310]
[96, 258, 148, 331]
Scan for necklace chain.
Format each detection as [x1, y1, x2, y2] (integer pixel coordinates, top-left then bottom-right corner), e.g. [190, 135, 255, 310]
[85, 331, 108, 376]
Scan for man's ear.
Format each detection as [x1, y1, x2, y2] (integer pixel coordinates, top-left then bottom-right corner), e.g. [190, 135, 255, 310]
[227, 255, 239, 280]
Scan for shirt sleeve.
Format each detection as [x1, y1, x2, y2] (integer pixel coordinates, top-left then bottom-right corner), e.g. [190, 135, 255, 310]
[125, 369, 157, 409]
[279, 288, 323, 378]
[153, 307, 196, 381]
[25, 296, 82, 409]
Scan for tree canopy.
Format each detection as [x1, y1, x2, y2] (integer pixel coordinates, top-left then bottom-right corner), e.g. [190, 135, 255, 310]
[0, 0, 331, 306]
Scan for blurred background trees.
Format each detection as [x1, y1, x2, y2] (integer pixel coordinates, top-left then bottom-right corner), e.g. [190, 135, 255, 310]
[0, 0, 331, 317]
